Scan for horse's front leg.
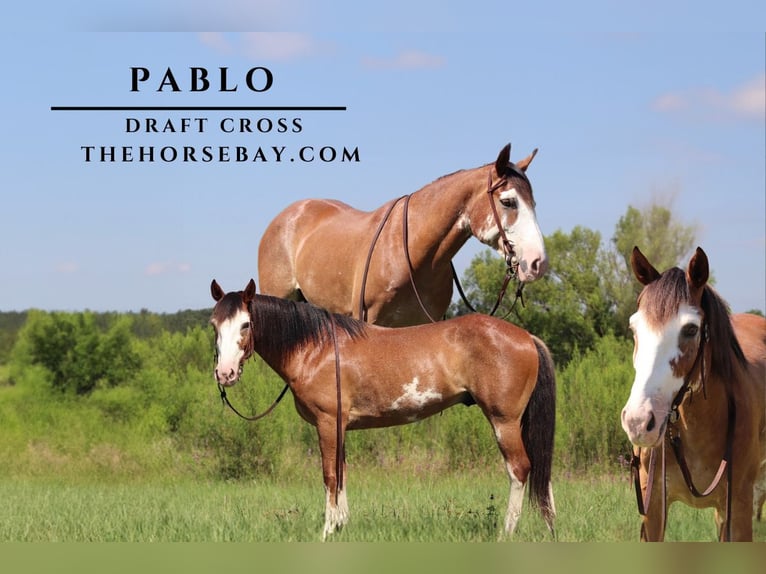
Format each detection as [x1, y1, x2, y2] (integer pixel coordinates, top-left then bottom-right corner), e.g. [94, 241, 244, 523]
[638, 451, 667, 541]
[316, 417, 348, 540]
[716, 489, 754, 541]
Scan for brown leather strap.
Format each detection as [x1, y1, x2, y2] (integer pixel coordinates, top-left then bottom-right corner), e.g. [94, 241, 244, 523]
[219, 381, 289, 421]
[358, 196, 406, 321]
[329, 314, 344, 499]
[401, 194, 440, 323]
[630, 321, 735, 540]
[357, 168, 520, 324]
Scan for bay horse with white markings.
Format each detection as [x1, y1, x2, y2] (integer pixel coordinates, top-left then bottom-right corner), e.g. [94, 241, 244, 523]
[258, 143, 547, 326]
[210, 278, 556, 540]
[622, 246, 766, 541]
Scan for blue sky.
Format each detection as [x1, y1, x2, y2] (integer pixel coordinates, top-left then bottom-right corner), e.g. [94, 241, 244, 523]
[1, 3, 764, 314]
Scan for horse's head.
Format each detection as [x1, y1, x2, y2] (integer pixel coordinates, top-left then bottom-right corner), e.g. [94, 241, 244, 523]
[620, 246, 709, 447]
[210, 278, 257, 387]
[468, 143, 548, 282]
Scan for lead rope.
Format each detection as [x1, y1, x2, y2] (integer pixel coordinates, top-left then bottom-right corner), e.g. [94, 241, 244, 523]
[329, 314, 344, 501]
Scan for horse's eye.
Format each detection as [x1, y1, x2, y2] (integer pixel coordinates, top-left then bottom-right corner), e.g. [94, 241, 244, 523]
[241, 322, 250, 331]
[681, 324, 699, 338]
[500, 197, 518, 209]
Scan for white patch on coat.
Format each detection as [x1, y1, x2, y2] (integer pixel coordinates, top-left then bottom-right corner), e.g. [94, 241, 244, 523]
[391, 377, 442, 411]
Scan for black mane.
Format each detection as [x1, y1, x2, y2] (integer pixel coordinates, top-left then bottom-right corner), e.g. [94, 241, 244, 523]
[250, 295, 367, 358]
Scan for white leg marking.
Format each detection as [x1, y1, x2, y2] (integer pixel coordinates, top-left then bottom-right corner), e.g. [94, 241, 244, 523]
[548, 481, 557, 518]
[504, 463, 526, 535]
[322, 485, 349, 541]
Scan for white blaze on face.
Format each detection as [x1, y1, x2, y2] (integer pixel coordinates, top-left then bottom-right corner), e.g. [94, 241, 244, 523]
[621, 303, 702, 447]
[471, 187, 547, 281]
[391, 377, 442, 412]
[214, 307, 251, 386]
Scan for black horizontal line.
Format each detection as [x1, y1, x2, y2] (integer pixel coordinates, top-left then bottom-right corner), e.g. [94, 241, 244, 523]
[51, 106, 346, 112]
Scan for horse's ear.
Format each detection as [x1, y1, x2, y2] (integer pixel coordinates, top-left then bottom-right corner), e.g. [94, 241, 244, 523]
[686, 247, 709, 291]
[243, 279, 257, 303]
[630, 246, 661, 285]
[515, 148, 538, 172]
[211, 279, 225, 302]
[495, 143, 511, 176]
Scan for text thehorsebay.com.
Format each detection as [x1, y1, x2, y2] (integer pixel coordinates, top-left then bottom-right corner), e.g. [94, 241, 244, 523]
[53, 67, 361, 164]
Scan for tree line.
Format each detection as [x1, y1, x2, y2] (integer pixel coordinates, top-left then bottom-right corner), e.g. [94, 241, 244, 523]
[0, 199, 761, 480]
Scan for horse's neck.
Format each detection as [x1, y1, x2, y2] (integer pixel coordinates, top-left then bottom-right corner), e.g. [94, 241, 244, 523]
[250, 297, 331, 381]
[678, 369, 731, 447]
[404, 166, 487, 262]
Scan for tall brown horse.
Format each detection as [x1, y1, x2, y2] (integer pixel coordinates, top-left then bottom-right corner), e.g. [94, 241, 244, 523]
[257, 143, 547, 326]
[210, 279, 556, 540]
[621, 246, 766, 541]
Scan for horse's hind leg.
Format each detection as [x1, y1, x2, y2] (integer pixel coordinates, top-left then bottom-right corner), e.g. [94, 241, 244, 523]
[257, 218, 304, 301]
[491, 418, 530, 537]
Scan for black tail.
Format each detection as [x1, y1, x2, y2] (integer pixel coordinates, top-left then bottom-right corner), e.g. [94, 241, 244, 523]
[522, 336, 557, 532]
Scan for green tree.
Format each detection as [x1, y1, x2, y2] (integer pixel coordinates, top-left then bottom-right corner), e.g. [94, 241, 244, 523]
[14, 311, 141, 394]
[455, 226, 615, 365]
[454, 200, 699, 364]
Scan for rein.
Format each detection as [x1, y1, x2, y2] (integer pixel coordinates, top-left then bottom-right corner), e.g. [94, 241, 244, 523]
[631, 322, 736, 540]
[217, 305, 289, 422]
[357, 166, 522, 323]
[219, 381, 289, 421]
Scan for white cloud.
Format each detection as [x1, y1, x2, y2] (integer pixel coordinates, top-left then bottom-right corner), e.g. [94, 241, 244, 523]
[55, 261, 79, 274]
[361, 50, 445, 70]
[728, 74, 765, 119]
[198, 32, 329, 62]
[198, 32, 235, 55]
[144, 262, 191, 277]
[652, 73, 765, 122]
[241, 32, 326, 61]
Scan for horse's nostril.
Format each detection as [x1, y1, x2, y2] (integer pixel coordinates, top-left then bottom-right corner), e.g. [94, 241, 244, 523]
[646, 412, 656, 433]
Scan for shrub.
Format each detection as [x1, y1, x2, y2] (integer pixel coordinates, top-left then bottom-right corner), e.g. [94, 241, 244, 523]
[13, 311, 140, 395]
[554, 334, 634, 472]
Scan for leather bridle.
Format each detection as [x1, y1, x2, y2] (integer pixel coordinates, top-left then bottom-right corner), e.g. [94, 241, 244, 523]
[358, 164, 526, 323]
[216, 302, 289, 422]
[631, 321, 736, 540]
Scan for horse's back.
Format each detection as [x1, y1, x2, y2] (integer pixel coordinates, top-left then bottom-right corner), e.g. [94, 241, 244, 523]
[258, 198, 371, 302]
[732, 313, 766, 405]
[732, 313, 766, 518]
[732, 313, 766, 366]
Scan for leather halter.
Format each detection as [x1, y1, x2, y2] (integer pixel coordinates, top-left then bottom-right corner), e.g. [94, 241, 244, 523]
[631, 321, 736, 540]
[357, 165, 524, 323]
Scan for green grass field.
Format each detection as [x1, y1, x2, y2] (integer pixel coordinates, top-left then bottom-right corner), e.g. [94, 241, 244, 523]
[2, 467, 763, 542]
